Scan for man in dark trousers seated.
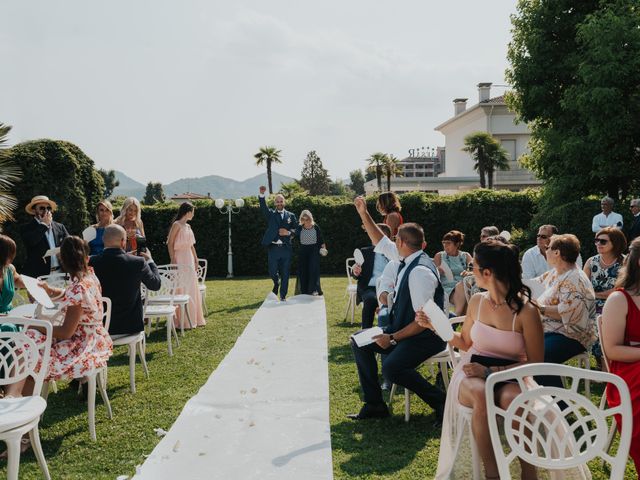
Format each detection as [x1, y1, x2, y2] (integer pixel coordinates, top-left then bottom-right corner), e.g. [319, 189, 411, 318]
[351, 223, 392, 329]
[89, 225, 161, 335]
[348, 198, 446, 422]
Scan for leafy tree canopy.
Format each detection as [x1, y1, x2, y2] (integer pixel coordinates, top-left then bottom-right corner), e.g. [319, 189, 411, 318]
[143, 182, 165, 205]
[299, 150, 330, 196]
[348, 169, 365, 195]
[98, 169, 120, 198]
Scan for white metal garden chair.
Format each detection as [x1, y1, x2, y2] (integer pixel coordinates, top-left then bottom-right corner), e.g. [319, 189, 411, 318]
[103, 298, 149, 394]
[595, 314, 619, 464]
[142, 276, 179, 356]
[0, 317, 52, 480]
[197, 258, 208, 316]
[388, 316, 465, 422]
[344, 258, 358, 324]
[152, 264, 193, 335]
[38, 298, 113, 441]
[485, 363, 631, 480]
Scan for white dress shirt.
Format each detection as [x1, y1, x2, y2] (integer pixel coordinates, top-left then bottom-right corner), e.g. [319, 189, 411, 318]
[592, 211, 623, 233]
[376, 248, 439, 312]
[521, 245, 583, 279]
[37, 218, 59, 269]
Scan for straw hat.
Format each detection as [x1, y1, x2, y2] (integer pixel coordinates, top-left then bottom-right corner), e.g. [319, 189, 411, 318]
[25, 195, 58, 215]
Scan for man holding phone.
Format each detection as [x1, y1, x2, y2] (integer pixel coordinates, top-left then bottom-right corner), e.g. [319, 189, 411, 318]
[20, 195, 69, 277]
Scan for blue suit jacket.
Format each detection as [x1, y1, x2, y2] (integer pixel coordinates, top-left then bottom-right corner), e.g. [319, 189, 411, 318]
[259, 196, 298, 247]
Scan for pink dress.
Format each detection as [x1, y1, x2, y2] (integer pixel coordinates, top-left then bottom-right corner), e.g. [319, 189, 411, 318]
[27, 269, 113, 381]
[172, 223, 205, 328]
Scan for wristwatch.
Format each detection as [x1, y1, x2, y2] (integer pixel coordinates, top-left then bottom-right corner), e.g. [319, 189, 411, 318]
[389, 334, 398, 346]
[539, 305, 546, 315]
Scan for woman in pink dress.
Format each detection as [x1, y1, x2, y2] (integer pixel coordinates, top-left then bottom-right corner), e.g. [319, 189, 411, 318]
[166, 202, 205, 328]
[602, 237, 640, 473]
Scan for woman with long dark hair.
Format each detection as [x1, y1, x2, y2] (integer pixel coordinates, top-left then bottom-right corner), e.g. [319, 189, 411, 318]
[417, 240, 544, 479]
[166, 202, 205, 327]
[376, 192, 403, 239]
[602, 237, 640, 472]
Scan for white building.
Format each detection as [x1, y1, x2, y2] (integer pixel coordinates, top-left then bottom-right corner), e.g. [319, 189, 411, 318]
[434, 82, 541, 194]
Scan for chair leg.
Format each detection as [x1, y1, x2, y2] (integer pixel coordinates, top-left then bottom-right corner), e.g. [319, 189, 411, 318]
[29, 425, 51, 480]
[440, 361, 450, 391]
[139, 337, 150, 378]
[344, 295, 352, 321]
[185, 303, 194, 329]
[166, 317, 173, 356]
[49, 380, 58, 394]
[201, 291, 208, 316]
[97, 370, 113, 419]
[179, 305, 185, 337]
[128, 343, 137, 394]
[5, 433, 22, 480]
[470, 432, 482, 480]
[172, 319, 180, 347]
[350, 295, 356, 325]
[388, 383, 397, 410]
[404, 389, 411, 422]
[87, 375, 97, 441]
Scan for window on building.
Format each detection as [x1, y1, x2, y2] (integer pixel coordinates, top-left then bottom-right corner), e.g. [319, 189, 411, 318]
[405, 172, 414, 177]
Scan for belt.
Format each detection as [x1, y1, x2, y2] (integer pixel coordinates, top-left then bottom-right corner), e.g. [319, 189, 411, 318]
[271, 243, 286, 247]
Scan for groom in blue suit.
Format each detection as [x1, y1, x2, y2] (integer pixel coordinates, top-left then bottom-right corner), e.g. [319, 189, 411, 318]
[259, 186, 298, 300]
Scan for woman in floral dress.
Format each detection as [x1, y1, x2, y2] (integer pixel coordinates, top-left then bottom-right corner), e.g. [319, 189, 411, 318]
[6, 236, 113, 395]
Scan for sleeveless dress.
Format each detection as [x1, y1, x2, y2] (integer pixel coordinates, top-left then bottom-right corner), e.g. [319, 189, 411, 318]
[0, 266, 15, 314]
[436, 294, 526, 478]
[588, 255, 623, 314]
[172, 223, 205, 328]
[88, 226, 106, 256]
[606, 289, 640, 473]
[25, 269, 113, 380]
[439, 251, 470, 296]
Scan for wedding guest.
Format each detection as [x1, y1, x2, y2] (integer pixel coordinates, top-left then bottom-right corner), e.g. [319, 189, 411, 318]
[522, 224, 558, 279]
[479, 225, 499, 242]
[90, 225, 162, 335]
[258, 186, 297, 301]
[114, 197, 145, 253]
[536, 234, 597, 389]
[166, 202, 205, 327]
[351, 223, 392, 328]
[417, 240, 543, 480]
[601, 237, 640, 473]
[376, 192, 403, 239]
[295, 210, 326, 296]
[628, 198, 640, 242]
[584, 227, 627, 315]
[6, 236, 112, 395]
[433, 230, 472, 301]
[87, 200, 115, 256]
[592, 196, 623, 233]
[0, 235, 27, 314]
[20, 195, 69, 277]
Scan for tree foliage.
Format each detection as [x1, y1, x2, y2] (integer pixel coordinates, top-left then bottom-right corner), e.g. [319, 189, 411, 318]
[328, 179, 354, 197]
[0, 123, 22, 226]
[507, 0, 640, 200]
[348, 169, 365, 195]
[279, 181, 307, 197]
[462, 132, 510, 189]
[253, 146, 282, 194]
[299, 150, 330, 196]
[383, 155, 403, 192]
[143, 182, 165, 205]
[366, 152, 387, 192]
[98, 169, 120, 198]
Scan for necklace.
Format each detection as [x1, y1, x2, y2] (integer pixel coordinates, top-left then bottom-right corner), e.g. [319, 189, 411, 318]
[488, 296, 508, 310]
[600, 255, 617, 269]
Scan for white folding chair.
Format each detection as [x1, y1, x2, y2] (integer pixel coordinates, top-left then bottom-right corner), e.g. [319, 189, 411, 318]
[196, 258, 208, 316]
[41, 298, 113, 441]
[344, 258, 358, 324]
[485, 363, 631, 480]
[152, 264, 193, 335]
[142, 276, 179, 356]
[596, 314, 619, 464]
[0, 317, 52, 480]
[103, 297, 149, 394]
[388, 316, 466, 423]
[566, 351, 591, 397]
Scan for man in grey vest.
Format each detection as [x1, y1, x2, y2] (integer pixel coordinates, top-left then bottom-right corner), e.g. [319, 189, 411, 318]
[347, 198, 446, 422]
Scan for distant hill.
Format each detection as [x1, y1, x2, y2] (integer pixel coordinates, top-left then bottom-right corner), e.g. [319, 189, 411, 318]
[111, 171, 296, 200]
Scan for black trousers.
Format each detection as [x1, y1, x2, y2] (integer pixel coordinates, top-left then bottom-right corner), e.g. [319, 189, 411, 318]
[297, 244, 322, 295]
[360, 288, 378, 329]
[267, 244, 292, 299]
[351, 331, 446, 410]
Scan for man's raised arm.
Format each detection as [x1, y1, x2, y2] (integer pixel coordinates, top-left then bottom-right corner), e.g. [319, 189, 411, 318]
[354, 196, 384, 246]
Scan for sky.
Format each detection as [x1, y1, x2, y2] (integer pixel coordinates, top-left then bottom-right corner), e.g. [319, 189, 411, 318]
[1, 0, 517, 184]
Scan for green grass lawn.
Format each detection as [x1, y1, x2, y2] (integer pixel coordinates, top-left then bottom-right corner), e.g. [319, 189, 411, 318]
[1, 276, 635, 479]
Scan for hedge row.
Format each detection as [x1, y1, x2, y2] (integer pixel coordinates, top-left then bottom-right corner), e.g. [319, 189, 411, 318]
[7, 189, 632, 277]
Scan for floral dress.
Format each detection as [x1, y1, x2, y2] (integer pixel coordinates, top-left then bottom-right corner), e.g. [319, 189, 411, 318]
[27, 268, 113, 380]
[587, 254, 623, 314]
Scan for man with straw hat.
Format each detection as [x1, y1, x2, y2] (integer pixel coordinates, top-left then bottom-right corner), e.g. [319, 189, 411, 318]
[20, 195, 69, 277]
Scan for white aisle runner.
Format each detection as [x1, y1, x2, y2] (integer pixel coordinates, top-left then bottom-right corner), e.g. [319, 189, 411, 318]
[134, 294, 333, 480]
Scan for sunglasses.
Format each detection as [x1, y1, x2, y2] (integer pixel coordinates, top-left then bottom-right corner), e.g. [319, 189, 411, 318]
[536, 234, 549, 239]
[595, 238, 610, 245]
[36, 206, 52, 212]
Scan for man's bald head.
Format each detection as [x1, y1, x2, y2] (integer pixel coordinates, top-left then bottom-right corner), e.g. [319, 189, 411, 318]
[274, 194, 285, 211]
[103, 224, 126, 248]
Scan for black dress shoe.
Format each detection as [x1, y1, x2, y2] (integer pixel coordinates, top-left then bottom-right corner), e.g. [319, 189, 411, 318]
[347, 403, 390, 420]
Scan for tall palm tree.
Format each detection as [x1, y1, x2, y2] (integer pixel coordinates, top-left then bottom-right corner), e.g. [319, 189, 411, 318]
[0, 123, 22, 226]
[254, 146, 282, 194]
[383, 154, 403, 192]
[366, 152, 387, 192]
[462, 132, 510, 189]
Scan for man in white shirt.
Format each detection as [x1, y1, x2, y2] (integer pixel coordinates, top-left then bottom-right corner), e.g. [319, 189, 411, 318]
[628, 198, 640, 241]
[521, 225, 557, 279]
[348, 197, 446, 422]
[592, 196, 623, 233]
